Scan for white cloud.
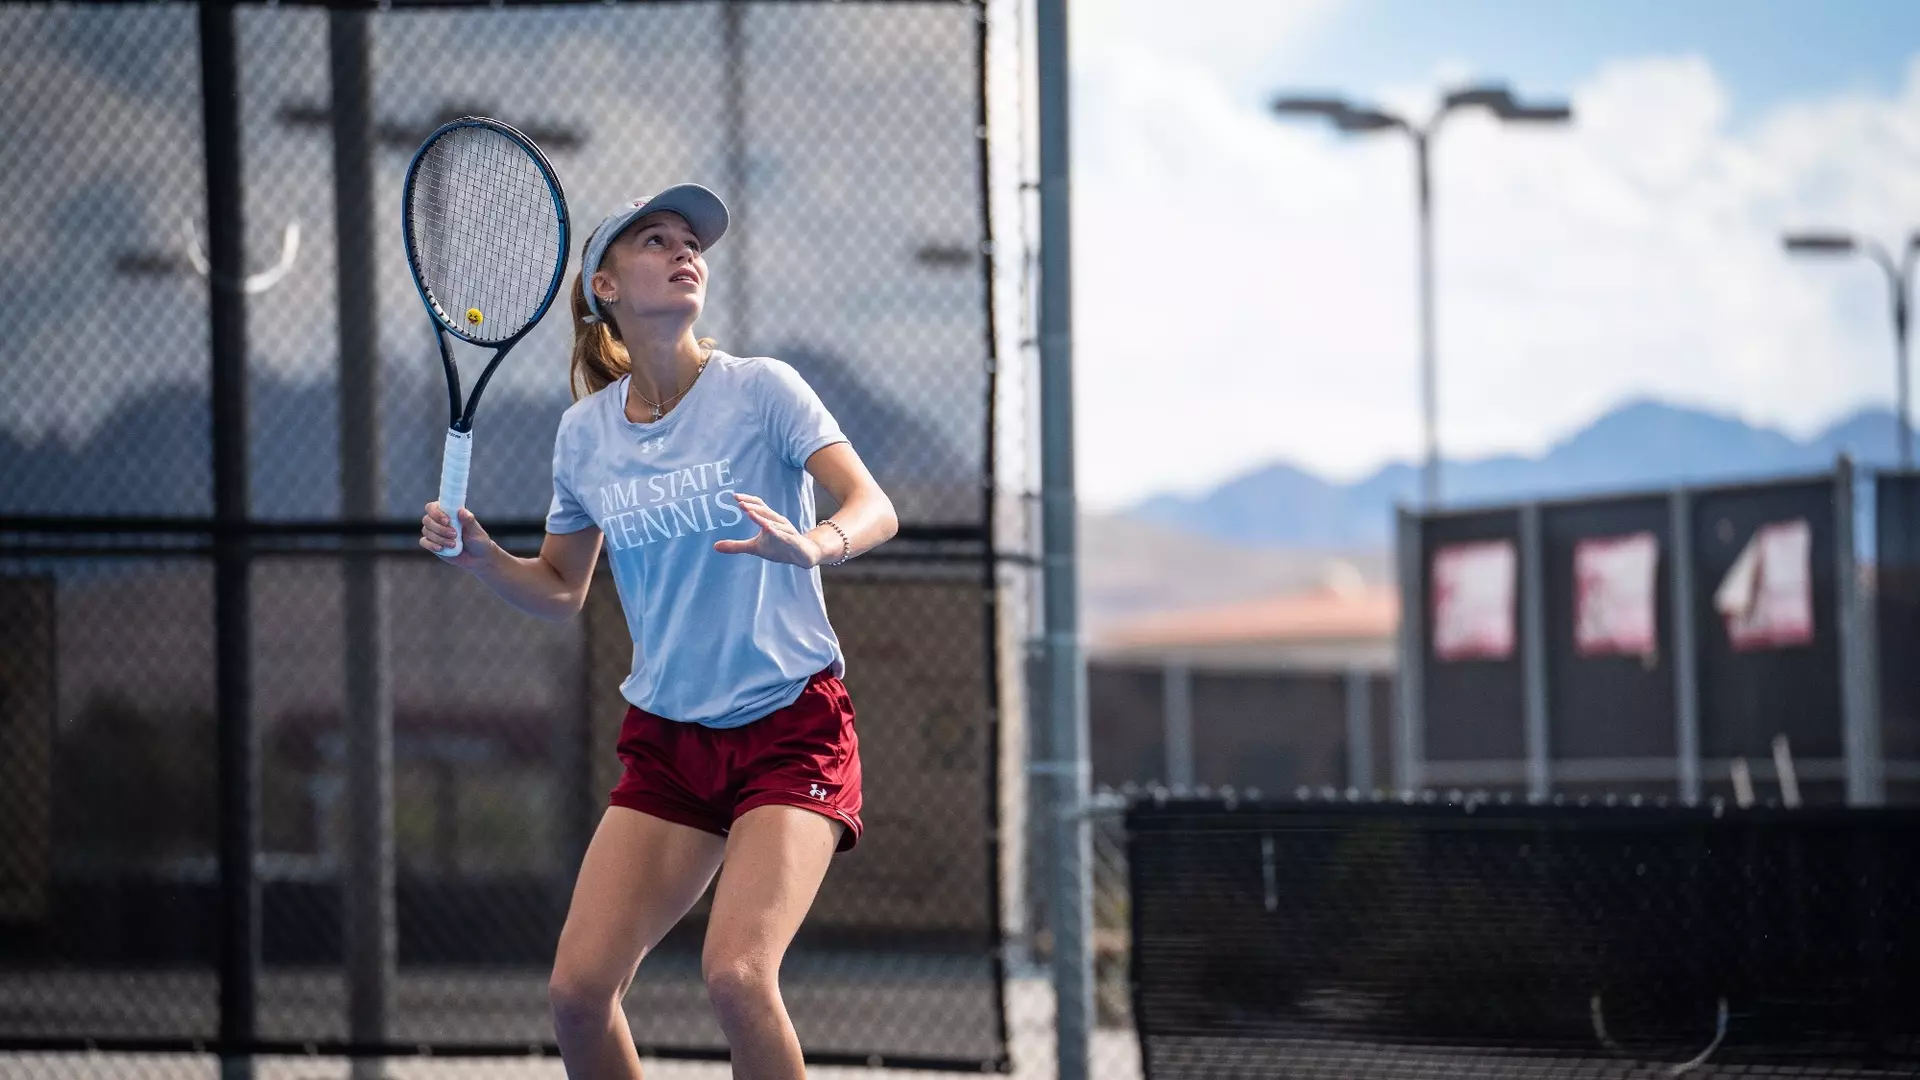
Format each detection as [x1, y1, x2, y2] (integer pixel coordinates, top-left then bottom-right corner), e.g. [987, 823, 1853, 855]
[1072, 0, 1342, 102]
[1069, 35, 1920, 510]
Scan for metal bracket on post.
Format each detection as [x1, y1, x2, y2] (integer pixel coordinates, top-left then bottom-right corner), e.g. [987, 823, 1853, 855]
[183, 218, 301, 294]
[1074, 788, 1131, 820]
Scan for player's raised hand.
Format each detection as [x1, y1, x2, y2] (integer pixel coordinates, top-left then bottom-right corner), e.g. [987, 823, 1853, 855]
[712, 492, 823, 568]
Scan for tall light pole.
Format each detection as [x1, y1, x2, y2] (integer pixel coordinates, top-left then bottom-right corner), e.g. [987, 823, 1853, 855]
[1271, 84, 1572, 508]
[1783, 230, 1920, 471]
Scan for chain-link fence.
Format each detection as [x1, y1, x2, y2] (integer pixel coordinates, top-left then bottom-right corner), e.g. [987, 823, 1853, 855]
[2, 0, 1016, 1073]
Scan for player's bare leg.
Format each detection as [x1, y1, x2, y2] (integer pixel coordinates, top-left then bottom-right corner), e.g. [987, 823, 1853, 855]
[702, 805, 842, 1080]
[550, 807, 726, 1080]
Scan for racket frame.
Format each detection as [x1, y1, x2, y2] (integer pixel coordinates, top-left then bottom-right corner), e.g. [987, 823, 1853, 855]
[401, 115, 571, 556]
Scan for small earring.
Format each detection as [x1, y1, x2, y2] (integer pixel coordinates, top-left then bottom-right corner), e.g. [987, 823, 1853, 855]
[598, 294, 615, 305]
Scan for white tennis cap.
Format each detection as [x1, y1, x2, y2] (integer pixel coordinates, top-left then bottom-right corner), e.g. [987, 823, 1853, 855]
[581, 183, 729, 321]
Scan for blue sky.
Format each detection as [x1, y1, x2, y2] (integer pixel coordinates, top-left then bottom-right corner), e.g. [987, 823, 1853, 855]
[1051, 0, 1920, 508]
[1278, 0, 1920, 125]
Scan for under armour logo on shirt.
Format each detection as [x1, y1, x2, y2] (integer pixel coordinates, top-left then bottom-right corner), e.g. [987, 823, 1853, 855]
[809, 784, 827, 799]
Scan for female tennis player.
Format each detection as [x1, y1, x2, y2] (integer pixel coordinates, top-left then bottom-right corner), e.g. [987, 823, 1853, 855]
[419, 183, 896, 1080]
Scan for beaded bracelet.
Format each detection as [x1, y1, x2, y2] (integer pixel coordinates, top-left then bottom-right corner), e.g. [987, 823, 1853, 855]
[820, 518, 853, 566]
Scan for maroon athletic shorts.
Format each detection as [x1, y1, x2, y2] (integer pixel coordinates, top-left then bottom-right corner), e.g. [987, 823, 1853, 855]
[608, 669, 863, 852]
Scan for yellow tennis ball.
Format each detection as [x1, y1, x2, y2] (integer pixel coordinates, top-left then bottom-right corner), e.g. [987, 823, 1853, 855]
[466, 307, 483, 325]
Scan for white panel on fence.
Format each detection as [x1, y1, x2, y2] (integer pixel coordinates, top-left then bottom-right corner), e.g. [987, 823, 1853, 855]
[1715, 518, 1813, 651]
[1432, 539, 1516, 662]
[1574, 530, 1659, 659]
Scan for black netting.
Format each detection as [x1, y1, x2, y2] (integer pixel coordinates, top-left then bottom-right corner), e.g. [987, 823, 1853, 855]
[1128, 798, 1920, 1079]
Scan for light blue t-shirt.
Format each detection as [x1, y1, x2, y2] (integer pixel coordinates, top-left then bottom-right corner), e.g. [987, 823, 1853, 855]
[545, 351, 849, 728]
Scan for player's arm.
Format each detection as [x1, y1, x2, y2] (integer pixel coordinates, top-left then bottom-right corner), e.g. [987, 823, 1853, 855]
[421, 503, 603, 620]
[802, 442, 897, 564]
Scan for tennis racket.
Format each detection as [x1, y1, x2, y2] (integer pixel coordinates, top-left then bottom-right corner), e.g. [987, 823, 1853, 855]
[402, 116, 570, 558]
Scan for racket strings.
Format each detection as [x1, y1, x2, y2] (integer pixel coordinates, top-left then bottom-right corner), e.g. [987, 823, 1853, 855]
[408, 126, 565, 343]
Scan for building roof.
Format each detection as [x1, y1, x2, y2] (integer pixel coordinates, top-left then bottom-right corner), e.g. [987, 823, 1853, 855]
[1091, 583, 1400, 671]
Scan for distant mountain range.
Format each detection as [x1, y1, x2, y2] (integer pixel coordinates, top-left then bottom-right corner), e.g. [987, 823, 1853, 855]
[1126, 400, 1907, 549]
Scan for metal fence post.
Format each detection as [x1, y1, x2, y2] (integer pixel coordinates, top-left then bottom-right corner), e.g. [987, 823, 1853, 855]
[1837, 456, 1883, 805]
[1520, 503, 1551, 799]
[1163, 661, 1193, 789]
[1395, 507, 1426, 792]
[1344, 667, 1373, 791]
[720, 0, 753, 350]
[330, 9, 395, 1074]
[200, 4, 256, 1076]
[1670, 486, 1702, 804]
[1035, 0, 1091, 1075]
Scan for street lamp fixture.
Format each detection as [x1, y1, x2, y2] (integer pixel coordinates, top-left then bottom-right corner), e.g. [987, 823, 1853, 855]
[1271, 81, 1573, 508]
[1782, 233, 1858, 255]
[1783, 229, 1920, 469]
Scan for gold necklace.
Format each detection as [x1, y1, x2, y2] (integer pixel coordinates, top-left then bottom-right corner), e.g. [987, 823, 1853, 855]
[631, 347, 713, 421]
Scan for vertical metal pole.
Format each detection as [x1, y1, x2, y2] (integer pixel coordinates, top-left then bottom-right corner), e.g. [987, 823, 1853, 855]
[1670, 487, 1701, 804]
[201, 5, 256, 1077]
[551, 620, 595, 939]
[330, 10, 394, 1075]
[1344, 667, 1373, 792]
[1836, 456, 1882, 805]
[721, 1, 752, 351]
[1892, 268, 1912, 471]
[972, 0, 1013, 1052]
[1162, 662, 1192, 789]
[1035, 0, 1091, 1075]
[1023, 641, 1050, 963]
[1860, 474, 1886, 808]
[568, 607, 602, 859]
[1520, 504, 1551, 800]
[1394, 507, 1426, 792]
[1414, 131, 1439, 509]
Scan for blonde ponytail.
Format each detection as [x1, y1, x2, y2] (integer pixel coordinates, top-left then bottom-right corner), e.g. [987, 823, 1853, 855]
[567, 269, 630, 402]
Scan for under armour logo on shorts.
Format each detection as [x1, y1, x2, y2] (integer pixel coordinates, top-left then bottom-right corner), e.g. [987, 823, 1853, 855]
[809, 783, 827, 799]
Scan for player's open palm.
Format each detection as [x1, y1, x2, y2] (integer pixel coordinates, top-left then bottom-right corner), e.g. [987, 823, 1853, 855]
[713, 492, 821, 568]
[420, 501, 495, 570]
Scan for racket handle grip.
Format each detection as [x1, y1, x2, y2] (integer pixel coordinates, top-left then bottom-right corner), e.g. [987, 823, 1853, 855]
[437, 427, 473, 558]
